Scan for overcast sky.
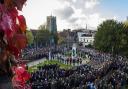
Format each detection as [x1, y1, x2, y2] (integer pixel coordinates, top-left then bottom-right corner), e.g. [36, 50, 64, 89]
[20, 0, 128, 31]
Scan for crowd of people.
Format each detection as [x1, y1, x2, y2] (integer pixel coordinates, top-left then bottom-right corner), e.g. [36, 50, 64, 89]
[22, 47, 49, 60]
[22, 46, 84, 66]
[30, 64, 95, 89]
[28, 48, 128, 89]
[22, 46, 65, 61]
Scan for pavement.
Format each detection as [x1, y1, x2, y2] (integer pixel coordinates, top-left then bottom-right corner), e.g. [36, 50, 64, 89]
[27, 58, 46, 67]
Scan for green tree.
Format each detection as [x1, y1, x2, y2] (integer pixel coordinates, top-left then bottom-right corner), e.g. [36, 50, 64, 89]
[124, 20, 128, 27]
[26, 29, 34, 46]
[119, 23, 128, 56]
[36, 25, 51, 47]
[58, 34, 65, 45]
[94, 20, 126, 55]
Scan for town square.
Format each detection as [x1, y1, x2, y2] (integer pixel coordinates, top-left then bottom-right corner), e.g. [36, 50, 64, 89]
[0, 0, 128, 89]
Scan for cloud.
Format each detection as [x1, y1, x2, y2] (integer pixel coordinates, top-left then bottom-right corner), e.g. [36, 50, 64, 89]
[54, 0, 104, 30]
[87, 13, 106, 28]
[54, 6, 74, 20]
[22, 0, 121, 31]
[57, 0, 100, 10]
[72, 0, 77, 3]
[69, 12, 106, 29]
[85, 0, 100, 9]
[68, 17, 78, 23]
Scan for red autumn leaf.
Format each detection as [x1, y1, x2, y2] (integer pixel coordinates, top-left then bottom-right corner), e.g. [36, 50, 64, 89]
[17, 15, 26, 33]
[15, 0, 27, 11]
[14, 65, 31, 83]
[7, 44, 20, 58]
[13, 34, 27, 49]
[15, 66, 26, 75]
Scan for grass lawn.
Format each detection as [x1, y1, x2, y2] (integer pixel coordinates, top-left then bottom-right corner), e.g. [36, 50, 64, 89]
[28, 60, 73, 73]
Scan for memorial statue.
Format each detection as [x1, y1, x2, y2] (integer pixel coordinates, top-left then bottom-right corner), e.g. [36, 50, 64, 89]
[72, 43, 77, 59]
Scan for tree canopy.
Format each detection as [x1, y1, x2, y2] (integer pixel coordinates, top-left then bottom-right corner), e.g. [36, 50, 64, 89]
[94, 19, 128, 57]
[26, 29, 34, 46]
[36, 25, 51, 47]
[58, 34, 65, 45]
